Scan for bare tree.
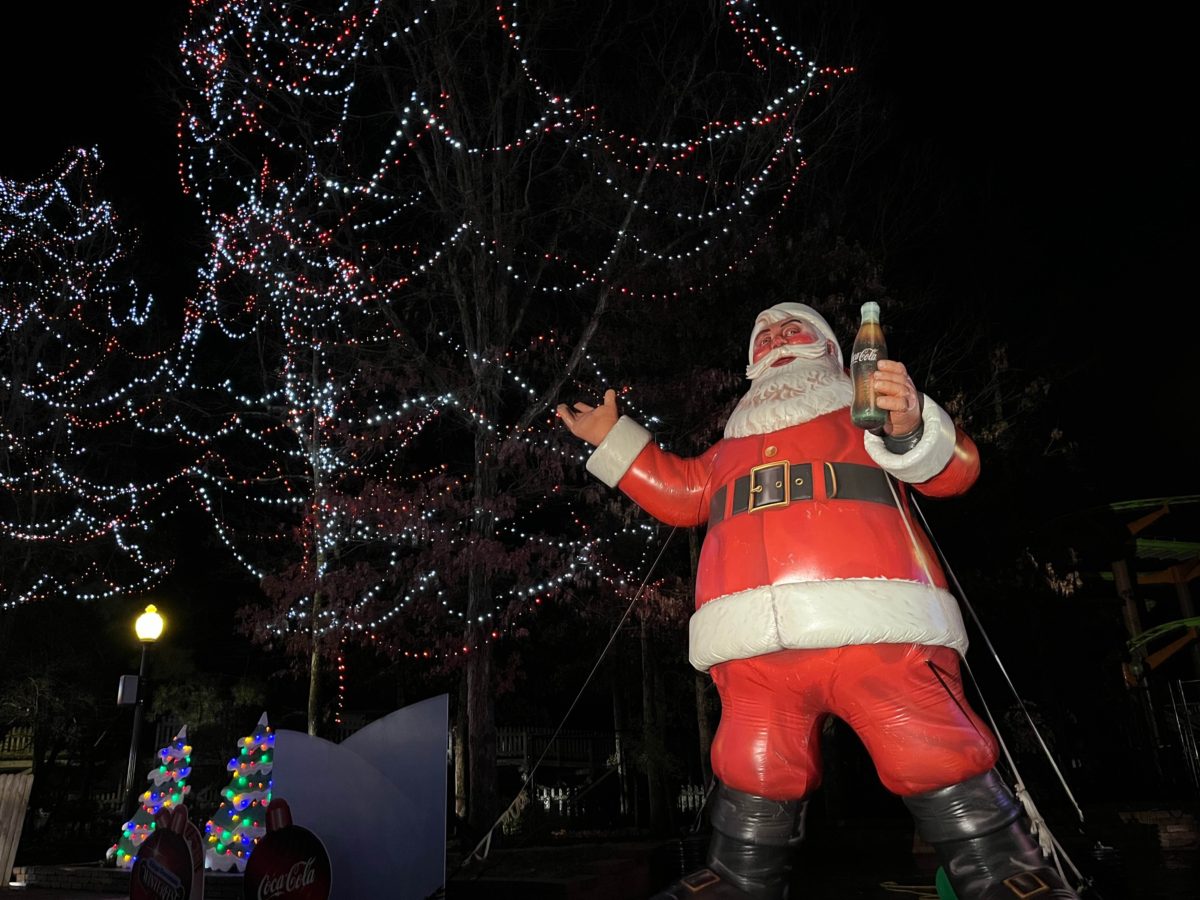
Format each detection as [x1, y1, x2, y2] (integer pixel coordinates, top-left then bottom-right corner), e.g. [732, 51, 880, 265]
[172, 0, 846, 833]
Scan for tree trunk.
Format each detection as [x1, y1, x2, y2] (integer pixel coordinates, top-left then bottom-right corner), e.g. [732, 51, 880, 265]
[306, 344, 327, 738]
[466, 625, 496, 834]
[465, 422, 499, 834]
[689, 530, 713, 788]
[641, 613, 668, 834]
[654, 639, 675, 834]
[306, 578, 324, 736]
[454, 677, 468, 823]
[307, 622, 322, 737]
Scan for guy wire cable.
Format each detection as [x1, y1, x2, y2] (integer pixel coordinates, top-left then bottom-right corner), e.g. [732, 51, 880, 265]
[884, 476, 1086, 889]
[908, 492, 1085, 824]
[458, 524, 680, 873]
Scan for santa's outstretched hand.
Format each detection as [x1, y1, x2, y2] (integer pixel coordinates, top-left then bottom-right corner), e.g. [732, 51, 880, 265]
[556, 388, 619, 447]
[871, 359, 923, 437]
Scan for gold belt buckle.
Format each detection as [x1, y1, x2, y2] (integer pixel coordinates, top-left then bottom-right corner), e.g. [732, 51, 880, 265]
[748, 461, 790, 512]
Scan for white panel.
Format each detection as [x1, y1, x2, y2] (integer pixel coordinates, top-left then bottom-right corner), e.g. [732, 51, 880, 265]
[272, 694, 448, 900]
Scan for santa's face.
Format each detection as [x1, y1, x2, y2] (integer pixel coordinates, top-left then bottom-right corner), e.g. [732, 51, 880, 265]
[751, 318, 826, 367]
[728, 311, 851, 439]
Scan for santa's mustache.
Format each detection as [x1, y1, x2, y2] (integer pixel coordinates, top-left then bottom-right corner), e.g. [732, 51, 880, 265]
[745, 340, 829, 380]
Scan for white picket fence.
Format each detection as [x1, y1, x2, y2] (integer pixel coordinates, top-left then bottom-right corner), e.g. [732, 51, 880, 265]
[530, 781, 708, 817]
[0, 727, 33, 764]
[677, 783, 707, 815]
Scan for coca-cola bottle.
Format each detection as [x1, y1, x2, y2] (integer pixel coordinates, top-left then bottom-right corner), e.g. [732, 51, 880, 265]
[850, 301, 888, 430]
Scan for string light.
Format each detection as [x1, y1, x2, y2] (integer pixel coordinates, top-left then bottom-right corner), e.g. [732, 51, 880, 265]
[1, 148, 199, 610]
[3, 1, 847, 665]
[335, 640, 346, 725]
[3, 2, 845, 656]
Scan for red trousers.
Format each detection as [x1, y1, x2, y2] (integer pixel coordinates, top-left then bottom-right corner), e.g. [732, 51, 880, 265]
[709, 643, 998, 800]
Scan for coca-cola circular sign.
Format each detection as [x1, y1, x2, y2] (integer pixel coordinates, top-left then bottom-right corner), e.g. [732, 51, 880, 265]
[243, 824, 332, 900]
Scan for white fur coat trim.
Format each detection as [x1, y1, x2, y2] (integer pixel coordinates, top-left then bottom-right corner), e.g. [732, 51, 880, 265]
[585, 415, 652, 488]
[863, 395, 958, 484]
[688, 578, 968, 672]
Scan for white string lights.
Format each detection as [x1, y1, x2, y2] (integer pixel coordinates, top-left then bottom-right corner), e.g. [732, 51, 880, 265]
[0, 149, 204, 609]
[1, 1, 846, 663]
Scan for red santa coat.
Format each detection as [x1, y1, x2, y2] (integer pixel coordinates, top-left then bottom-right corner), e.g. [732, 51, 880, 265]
[585, 395, 980, 672]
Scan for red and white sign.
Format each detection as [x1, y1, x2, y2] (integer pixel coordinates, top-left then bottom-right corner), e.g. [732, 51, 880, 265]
[242, 799, 331, 900]
[130, 809, 192, 900]
[182, 815, 205, 900]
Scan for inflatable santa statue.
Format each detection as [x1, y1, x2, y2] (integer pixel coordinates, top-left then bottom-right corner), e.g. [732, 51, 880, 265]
[557, 302, 1078, 899]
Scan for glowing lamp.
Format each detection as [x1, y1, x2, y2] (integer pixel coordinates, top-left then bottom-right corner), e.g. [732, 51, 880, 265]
[135, 605, 165, 642]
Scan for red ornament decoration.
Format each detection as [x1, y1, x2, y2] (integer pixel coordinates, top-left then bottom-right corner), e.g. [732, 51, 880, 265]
[242, 799, 332, 900]
[130, 806, 194, 900]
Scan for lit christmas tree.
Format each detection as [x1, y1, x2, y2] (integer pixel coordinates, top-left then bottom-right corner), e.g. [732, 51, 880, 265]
[110, 726, 193, 869]
[204, 712, 274, 872]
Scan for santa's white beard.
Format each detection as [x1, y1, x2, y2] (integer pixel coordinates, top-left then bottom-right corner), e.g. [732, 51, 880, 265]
[723, 349, 853, 438]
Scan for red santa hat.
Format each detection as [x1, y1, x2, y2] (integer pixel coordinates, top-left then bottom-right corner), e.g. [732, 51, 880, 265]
[748, 302, 844, 369]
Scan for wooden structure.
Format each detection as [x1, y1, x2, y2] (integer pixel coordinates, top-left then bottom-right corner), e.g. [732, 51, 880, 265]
[0, 771, 34, 888]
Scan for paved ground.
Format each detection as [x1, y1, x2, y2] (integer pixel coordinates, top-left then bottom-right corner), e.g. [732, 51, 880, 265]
[11, 855, 1198, 900]
[10, 813, 1198, 899]
[447, 815, 1199, 900]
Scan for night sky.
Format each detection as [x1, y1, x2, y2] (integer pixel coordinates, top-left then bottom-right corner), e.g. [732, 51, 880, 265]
[1, 0, 1194, 614]
[861, 4, 1195, 508]
[3, 3, 1192, 508]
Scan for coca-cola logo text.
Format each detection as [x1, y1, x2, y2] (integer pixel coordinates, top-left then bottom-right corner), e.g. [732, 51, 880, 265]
[850, 348, 880, 365]
[257, 857, 318, 900]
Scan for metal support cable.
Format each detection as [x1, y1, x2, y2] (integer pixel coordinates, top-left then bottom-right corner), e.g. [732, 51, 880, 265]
[458, 525, 679, 872]
[895, 485, 1087, 887]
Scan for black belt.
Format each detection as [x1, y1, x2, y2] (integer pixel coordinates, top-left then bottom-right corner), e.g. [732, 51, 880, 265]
[708, 461, 896, 526]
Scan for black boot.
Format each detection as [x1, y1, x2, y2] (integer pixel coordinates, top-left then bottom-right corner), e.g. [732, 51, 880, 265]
[650, 784, 807, 900]
[903, 770, 1079, 899]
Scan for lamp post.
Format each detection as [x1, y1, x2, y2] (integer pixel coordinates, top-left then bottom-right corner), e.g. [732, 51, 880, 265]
[122, 604, 164, 821]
